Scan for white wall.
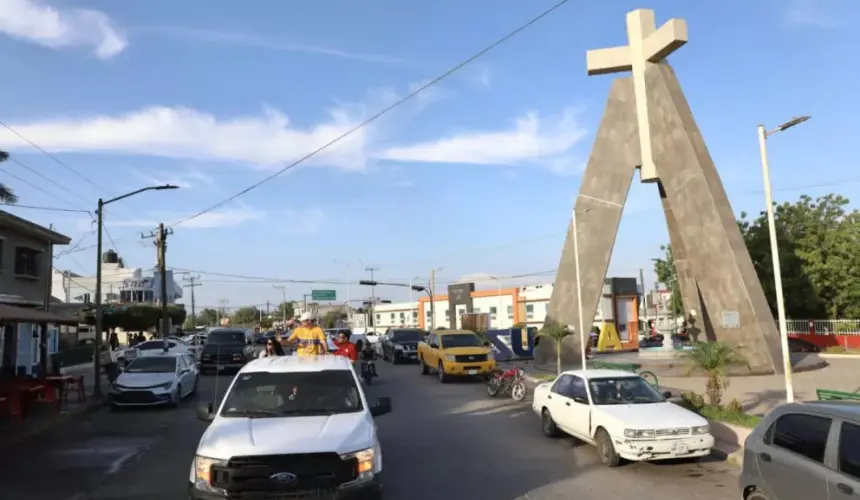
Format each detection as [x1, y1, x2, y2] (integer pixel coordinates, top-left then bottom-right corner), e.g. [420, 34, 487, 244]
[51, 264, 183, 305]
[372, 301, 419, 328]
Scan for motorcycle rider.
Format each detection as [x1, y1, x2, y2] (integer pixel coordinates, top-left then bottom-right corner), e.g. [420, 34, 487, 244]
[359, 341, 377, 376]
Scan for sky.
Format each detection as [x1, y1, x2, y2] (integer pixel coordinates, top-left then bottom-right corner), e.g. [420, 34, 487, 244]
[1, 0, 859, 312]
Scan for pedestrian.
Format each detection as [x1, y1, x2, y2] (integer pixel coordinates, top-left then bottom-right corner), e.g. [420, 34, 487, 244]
[285, 313, 328, 357]
[333, 330, 357, 362]
[108, 329, 119, 350]
[259, 338, 285, 358]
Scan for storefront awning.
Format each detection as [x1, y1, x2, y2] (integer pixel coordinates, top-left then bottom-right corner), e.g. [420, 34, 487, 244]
[0, 304, 81, 325]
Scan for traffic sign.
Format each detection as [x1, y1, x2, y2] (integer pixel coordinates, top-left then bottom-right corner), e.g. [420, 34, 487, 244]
[312, 290, 337, 301]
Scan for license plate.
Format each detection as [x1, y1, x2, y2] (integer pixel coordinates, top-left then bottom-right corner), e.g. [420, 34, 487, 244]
[671, 441, 688, 454]
[468, 369, 477, 375]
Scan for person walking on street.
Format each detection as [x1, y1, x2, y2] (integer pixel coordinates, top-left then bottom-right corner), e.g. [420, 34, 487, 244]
[286, 313, 328, 357]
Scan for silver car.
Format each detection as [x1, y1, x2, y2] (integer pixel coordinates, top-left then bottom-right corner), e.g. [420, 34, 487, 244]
[740, 401, 860, 500]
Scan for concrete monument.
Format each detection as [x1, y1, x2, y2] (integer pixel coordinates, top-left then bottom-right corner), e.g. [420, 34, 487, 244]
[540, 9, 783, 374]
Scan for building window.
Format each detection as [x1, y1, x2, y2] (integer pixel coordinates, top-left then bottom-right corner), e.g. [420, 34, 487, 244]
[489, 307, 497, 314]
[390, 313, 395, 321]
[413, 311, 418, 318]
[526, 303, 534, 319]
[375, 314, 380, 322]
[474, 308, 481, 314]
[14, 247, 40, 277]
[507, 305, 513, 319]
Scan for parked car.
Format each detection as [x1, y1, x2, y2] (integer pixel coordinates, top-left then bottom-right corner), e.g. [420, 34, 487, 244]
[189, 355, 392, 499]
[417, 330, 495, 381]
[739, 401, 860, 500]
[198, 328, 255, 374]
[109, 352, 198, 408]
[380, 328, 424, 364]
[122, 339, 192, 365]
[532, 369, 714, 467]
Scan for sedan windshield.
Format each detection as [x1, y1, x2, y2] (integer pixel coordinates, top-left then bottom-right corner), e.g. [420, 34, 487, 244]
[441, 334, 483, 348]
[588, 377, 665, 405]
[391, 330, 423, 342]
[221, 370, 363, 418]
[207, 330, 247, 344]
[125, 357, 176, 373]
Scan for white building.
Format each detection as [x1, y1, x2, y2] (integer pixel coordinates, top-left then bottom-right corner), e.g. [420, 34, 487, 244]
[52, 249, 183, 306]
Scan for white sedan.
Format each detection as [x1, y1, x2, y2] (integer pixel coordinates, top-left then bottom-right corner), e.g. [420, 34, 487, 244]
[109, 352, 199, 407]
[532, 369, 715, 466]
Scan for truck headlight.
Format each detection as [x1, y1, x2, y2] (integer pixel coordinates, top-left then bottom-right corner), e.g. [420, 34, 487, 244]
[194, 455, 227, 492]
[624, 428, 656, 438]
[394, 345, 404, 351]
[692, 425, 710, 435]
[444, 354, 456, 362]
[341, 447, 375, 480]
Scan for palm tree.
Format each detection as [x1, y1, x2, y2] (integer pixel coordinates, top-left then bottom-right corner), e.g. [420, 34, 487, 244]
[680, 341, 749, 406]
[0, 150, 18, 204]
[537, 322, 572, 374]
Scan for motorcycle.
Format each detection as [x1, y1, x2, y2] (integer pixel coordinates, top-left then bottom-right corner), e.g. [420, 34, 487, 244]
[360, 360, 376, 385]
[487, 366, 528, 402]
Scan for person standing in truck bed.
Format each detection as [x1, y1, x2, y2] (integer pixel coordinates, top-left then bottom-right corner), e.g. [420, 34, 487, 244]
[286, 313, 328, 357]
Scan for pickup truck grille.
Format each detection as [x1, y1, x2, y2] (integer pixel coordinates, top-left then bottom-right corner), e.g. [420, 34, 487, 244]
[454, 354, 488, 363]
[210, 453, 357, 498]
[202, 352, 241, 364]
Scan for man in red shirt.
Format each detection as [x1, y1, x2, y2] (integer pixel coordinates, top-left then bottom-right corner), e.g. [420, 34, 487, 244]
[334, 330, 357, 362]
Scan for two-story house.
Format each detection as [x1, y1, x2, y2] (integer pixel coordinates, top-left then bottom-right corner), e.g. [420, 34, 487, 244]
[0, 210, 76, 376]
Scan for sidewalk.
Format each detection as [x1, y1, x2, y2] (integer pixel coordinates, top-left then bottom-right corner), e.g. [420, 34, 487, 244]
[0, 364, 109, 450]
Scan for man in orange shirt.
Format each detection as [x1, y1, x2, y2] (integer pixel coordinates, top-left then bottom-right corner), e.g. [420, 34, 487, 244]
[333, 330, 357, 362]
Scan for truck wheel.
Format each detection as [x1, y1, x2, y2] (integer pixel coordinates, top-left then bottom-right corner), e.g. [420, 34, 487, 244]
[419, 357, 429, 375]
[437, 363, 448, 383]
[596, 428, 621, 467]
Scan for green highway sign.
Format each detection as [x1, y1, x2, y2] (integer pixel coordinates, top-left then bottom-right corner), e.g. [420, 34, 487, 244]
[312, 290, 337, 301]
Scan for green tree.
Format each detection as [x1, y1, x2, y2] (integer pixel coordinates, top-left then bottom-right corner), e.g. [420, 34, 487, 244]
[536, 322, 572, 374]
[273, 302, 295, 322]
[652, 244, 684, 317]
[232, 306, 260, 325]
[680, 341, 748, 406]
[655, 193, 860, 319]
[0, 151, 19, 204]
[197, 308, 219, 326]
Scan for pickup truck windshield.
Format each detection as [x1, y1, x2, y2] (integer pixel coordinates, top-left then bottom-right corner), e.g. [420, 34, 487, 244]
[391, 330, 423, 342]
[125, 357, 176, 373]
[137, 340, 176, 351]
[220, 370, 363, 418]
[441, 334, 483, 348]
[588, 377, 664, 405]
[207, 331, 247, 345]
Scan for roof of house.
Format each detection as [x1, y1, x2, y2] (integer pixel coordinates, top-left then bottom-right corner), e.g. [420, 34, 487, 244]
[0, 303, 80, 325]
[0, 210, 71, 245]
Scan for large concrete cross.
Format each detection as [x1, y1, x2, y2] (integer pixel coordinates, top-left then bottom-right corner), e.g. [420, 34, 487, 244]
[585, 9, 688, 182]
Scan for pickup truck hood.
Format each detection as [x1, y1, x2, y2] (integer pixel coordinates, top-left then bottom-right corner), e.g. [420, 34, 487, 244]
[197, 412, 374, 459]
[201, 344, 246, 355]
[596, 402, 707, 429]
[440, 347, 490, 356]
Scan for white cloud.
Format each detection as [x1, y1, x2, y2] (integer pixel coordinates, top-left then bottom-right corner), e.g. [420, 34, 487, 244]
[130, 167, 215, 190]
[0, 0, 126, 58]
[0, 105, 372, 171]
[89, 207, 265, 231]
[785, 0, 843, 28]
[377, 108, 587, 172]
[142, 26, 404, 65]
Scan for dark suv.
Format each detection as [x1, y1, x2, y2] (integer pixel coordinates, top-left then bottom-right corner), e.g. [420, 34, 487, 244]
[199, 329, 254, 374]
[381, 329, 425, 364]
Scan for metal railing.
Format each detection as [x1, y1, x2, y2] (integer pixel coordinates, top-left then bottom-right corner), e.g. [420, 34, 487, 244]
[785, 319, 860, 335]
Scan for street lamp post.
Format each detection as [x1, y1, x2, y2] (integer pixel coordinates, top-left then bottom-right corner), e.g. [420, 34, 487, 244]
[757, 115, 810, 403]
[93, 184, 178, 397]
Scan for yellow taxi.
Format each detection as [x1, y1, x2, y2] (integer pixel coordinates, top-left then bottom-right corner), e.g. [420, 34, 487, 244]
[417, 330, 495, 382]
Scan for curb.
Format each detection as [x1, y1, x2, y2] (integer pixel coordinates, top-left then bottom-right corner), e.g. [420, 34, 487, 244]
[0, 397, 108, 450]
[818, 353, 860, 360]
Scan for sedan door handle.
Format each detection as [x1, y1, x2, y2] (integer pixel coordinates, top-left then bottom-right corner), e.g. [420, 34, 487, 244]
[547, 395, 552, 400]
[837, 483, 854, 495]
[565, 402, 571, 406]
[759, 452, 771, 462]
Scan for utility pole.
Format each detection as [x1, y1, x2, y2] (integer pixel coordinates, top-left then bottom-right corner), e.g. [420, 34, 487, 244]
[429, 268, 436, 331]
[218, 298, 229, 324]
[142, 223, 173, 340]
[273, 285, 287, 325]
[365, 266, 379, 329]
[182, 274, 202, 330]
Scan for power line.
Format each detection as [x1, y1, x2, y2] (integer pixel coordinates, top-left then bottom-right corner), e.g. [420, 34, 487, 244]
[4, 155, 90, 210]
[0, 202, 90, 213]
[0, 165, 84, 208]
[167, 0, 574, 229]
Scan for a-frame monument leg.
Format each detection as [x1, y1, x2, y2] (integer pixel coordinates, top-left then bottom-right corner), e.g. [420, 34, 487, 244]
[541, 77, 641, 368]
[645, 63, 783, 374]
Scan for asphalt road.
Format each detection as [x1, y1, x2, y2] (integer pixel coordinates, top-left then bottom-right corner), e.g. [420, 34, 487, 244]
[0, 361, 740, 500]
